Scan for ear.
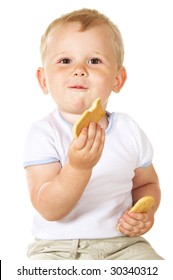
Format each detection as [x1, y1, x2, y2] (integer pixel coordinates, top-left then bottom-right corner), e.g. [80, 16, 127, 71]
[36, 67, 49, 94]
[113, 66, 127, 93]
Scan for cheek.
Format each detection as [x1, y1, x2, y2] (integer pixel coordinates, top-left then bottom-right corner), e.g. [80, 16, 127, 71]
[46, 74, 61, 91]
[97, 74, 115, 92]
[96, 69, 115, 83]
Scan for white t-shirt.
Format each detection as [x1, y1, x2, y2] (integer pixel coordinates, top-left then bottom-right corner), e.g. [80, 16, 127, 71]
[24, 110, 153, 240]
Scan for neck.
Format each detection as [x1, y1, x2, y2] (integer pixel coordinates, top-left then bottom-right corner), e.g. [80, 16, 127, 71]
[60, 111, 109, 130]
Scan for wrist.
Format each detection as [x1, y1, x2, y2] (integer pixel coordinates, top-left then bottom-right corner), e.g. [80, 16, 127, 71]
[67, 161, 92, 174]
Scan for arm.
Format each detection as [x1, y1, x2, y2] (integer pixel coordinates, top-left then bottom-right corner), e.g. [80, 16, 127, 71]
[117, 164, 161, 236]
[26, 122, 105, 221]
[132, 164, 161, 213]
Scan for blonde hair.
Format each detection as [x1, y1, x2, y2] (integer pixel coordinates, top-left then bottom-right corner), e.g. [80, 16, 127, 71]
[40, 8, 124, 69]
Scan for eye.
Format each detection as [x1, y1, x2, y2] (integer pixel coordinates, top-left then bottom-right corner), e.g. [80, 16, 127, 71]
[58, 58, 72, 64]
[88, 58, 102, 64]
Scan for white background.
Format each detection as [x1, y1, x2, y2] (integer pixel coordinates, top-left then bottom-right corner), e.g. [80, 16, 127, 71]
[0, 0, 172, 263]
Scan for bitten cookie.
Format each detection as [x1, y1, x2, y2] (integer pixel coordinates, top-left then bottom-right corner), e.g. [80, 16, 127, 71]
[129, 196, 155, 213]
[72, 98, 105, 139]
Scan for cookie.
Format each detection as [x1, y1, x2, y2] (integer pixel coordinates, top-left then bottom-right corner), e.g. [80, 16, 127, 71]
[129, 196, 155, 213]
[72, 98, 105, 139]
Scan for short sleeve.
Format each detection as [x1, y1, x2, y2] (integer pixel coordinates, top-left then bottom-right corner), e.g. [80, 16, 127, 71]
[131, 120, 154, 168]
[23, 120, 60, 168]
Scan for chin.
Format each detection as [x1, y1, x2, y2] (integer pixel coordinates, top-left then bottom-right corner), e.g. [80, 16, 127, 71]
[70, 99, 88, 113]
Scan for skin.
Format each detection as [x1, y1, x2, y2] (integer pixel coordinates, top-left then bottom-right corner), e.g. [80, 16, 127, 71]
[26, 22, 161, 237]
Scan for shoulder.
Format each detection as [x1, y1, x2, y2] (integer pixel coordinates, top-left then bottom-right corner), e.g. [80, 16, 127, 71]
[109, 112, 140, 132]
[23, 110, 61, 168]
[108, 111, 152, 146]
[110, 111, 135, 122]
[108, 112, 153, 168]
[28, 110, 60, 135]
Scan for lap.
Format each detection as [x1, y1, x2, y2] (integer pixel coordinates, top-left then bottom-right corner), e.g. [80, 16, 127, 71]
[27, 236, 164, 260]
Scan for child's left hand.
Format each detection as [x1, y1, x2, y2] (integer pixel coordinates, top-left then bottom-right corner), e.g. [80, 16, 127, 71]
[117, 210, 154, 237]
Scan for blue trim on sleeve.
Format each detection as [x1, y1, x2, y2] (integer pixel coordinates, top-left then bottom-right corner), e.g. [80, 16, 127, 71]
[105, 111, 114, 135]
[139, 161, 152, 168]
[23, 158, 59, 168]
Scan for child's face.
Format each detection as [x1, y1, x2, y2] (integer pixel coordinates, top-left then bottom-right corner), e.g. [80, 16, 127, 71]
[38, 22, 122, 115]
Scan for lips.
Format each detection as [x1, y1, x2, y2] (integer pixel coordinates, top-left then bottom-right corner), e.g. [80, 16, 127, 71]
[70, 85, 87, 89]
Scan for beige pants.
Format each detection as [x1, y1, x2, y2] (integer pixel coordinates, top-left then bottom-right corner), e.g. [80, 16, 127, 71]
[27, 236, 164, 260]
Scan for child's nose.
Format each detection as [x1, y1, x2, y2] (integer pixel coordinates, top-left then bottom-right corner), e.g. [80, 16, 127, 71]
[74, 72, 85, 76]
[72, 64, 88, 77]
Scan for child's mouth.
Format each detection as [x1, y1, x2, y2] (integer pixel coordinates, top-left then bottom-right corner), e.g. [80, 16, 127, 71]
[70, 85, 87, 89]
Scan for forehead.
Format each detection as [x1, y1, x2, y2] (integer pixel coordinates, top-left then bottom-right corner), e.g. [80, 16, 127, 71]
[46, 22, 116, 53]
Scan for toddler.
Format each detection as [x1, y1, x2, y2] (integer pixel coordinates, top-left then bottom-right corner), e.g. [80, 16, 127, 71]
[24, 8, 163, 260]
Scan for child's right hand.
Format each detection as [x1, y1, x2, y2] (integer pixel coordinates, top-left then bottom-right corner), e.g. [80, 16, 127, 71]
[68, 122, 105, 170]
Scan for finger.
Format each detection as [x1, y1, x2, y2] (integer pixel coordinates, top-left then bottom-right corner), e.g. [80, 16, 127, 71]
[98, 127, 106, 153]
[75, 127, 88, 150]
[124, 212, 150, 230]
[90, 125, 105, 153]
[85, 122, 97, 150]
[118, 223, 142, 237]
[119, 214, 142, 230]
[136, 221, 146, 229]
[117, 224, 136, 236]
[121, 212, 138, 226]
[119, 219, 134, 231]
[128, 212, 149, 222]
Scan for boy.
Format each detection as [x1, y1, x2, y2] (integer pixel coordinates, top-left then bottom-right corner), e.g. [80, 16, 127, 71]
[24, 8, 163, 259]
